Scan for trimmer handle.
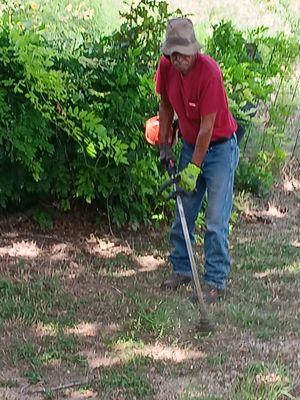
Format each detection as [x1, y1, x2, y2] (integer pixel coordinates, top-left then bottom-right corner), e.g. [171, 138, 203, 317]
[166, 159, 176, 177]
[158, 175, 180, 196]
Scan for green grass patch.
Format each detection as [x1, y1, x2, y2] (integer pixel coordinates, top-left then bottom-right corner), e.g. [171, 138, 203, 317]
[180, 387, 222, 400]
[40, 333, 87, 367]
[122, 294, 197, 339]
[233, 238, 299, 271]
[105, 333, 145, 351]
[226, 304, 282, 339]
[99, 356, 153, 398]
[42, 388, 55, 400]
[14, 342, 39, 366]
[9, 331, 87, 384]
[181, 396, 221, 400]
[103, 252, 132, 271]
[133, 299, 172, 337]
[206, 352, 228, 368]
[23, 369, 42, 385]
[233, 273, 273, 305]
[0, 379, 19, 388]
[12, 333, 86, 367]
[116, 289, 175, 338]
[232, 362, 293, 399]
[0, 277, 77, 326]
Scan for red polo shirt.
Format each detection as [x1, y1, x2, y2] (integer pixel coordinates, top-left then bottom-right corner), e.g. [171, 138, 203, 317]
[155, 54, 237, 145]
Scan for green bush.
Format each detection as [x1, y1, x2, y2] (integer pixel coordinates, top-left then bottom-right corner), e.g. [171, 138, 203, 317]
[0, 2, 298, 226]
[205, 20, 299, 195]
[0, 0, 180, 225]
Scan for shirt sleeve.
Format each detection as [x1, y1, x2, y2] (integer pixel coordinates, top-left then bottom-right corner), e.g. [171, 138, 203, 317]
[155, 57, 168, 97]
[199, 77, 228, 116]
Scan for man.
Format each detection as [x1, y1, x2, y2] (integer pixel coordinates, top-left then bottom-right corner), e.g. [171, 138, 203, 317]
[155, 17, 239, 303]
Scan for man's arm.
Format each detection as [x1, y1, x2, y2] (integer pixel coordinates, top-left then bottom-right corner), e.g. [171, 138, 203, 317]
[159, 94, 174, 144]
[192, 112, 216, 166]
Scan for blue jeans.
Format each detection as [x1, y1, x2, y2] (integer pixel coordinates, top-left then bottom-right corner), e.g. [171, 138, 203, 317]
[168, 135, 239, 290]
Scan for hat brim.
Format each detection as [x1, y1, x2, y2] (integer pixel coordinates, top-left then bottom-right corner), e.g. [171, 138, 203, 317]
[161, 41, 201, 56]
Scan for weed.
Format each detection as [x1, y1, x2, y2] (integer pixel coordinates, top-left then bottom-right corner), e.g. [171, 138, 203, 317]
[105, 333, 145, 352]
[33, 210, 53, 230]
[123, 293, 197, 339]
[104, 252, 132, 271]
[70, 354, 88, 368]
[23, 369, 42, 385]
[43, 389, 55, 399]
[234, 275, 273, 303]
[206, 352, 228, 368]
[232, 362, 293, 399]
[39, 333, 87, 366]
[0, 379, 19, 388]
[181, 396, 221, 400]
[233, 190, 252, 213]
[16, 259, 26, 269]
[127, 355, 152, 368]
[13, 342, 40, 367]
[180, 387, 221, 400]
[134, 299, 172, 337]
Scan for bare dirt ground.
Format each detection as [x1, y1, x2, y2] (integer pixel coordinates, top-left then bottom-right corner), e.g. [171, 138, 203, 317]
[0, 168, 299, 400]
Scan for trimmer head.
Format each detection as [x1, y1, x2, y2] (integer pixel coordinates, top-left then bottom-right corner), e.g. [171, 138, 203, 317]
[195, 317, 215, 334]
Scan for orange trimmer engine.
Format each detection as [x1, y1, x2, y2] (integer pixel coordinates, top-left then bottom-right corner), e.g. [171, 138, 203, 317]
[145, 115, 178, 147]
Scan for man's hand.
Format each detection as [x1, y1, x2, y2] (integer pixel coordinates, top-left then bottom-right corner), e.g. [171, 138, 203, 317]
[179, 162, 201, 192]
[159, 144, 175, 166]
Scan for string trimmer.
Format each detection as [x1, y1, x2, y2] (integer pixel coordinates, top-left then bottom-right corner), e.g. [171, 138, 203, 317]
[145, 116, 214, 334]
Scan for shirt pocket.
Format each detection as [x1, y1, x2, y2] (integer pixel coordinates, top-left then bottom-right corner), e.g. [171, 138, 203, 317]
[186, 100, 199, 122]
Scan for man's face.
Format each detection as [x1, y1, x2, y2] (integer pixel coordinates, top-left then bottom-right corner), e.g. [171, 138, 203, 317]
[170, 52, 196, 75]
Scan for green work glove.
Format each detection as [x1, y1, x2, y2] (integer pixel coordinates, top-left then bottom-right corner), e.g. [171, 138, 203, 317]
[179, 162, 201, 192]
